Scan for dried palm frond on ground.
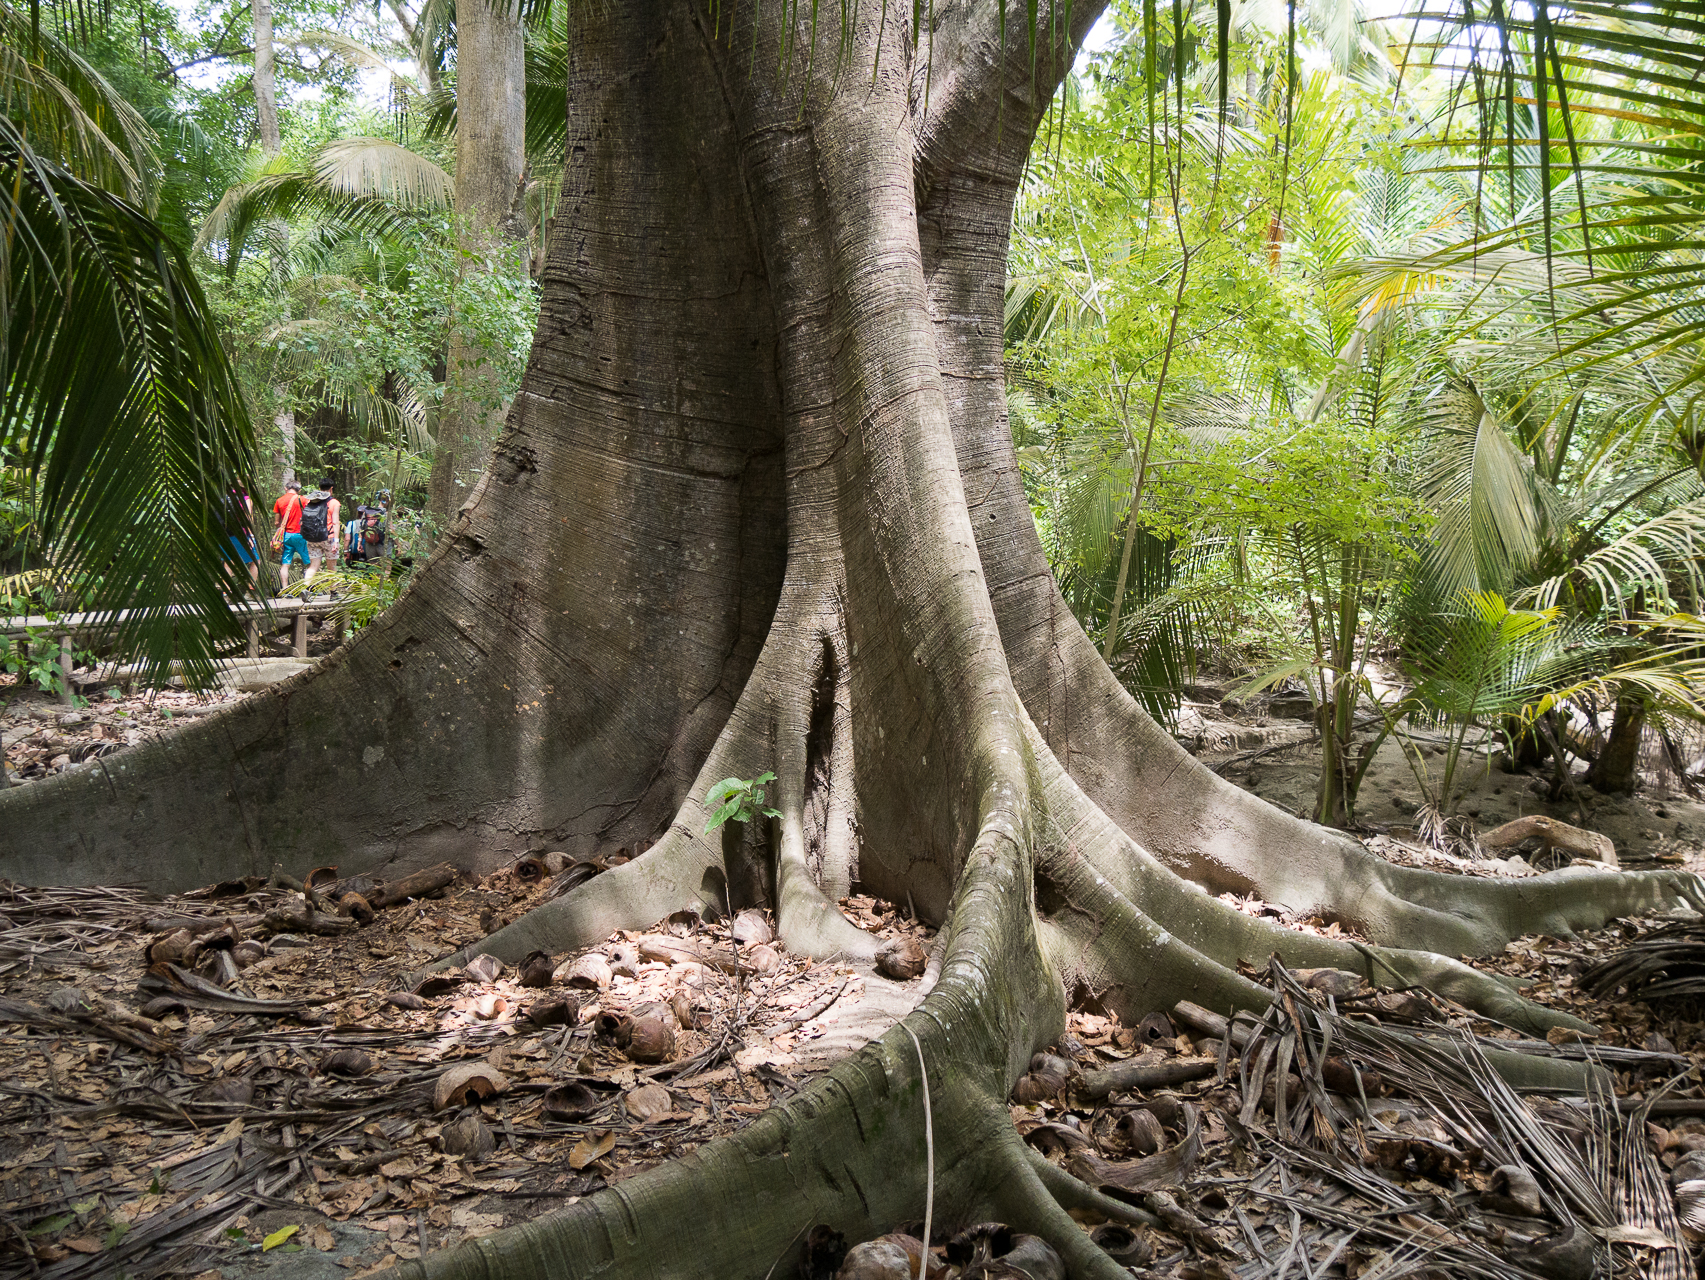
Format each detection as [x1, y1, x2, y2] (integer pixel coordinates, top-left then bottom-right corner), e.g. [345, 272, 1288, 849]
[0, 882, 177, 975]
[1003, 957, 1697, 1280]
[1228, 960, 1689, 1277]
[1579, 919, 1705, 1004]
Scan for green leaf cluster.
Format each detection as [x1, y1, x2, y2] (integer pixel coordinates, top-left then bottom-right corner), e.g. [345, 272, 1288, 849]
[702, 772, 781, 835]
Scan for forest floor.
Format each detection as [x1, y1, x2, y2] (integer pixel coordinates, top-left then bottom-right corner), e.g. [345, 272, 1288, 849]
[0, 871, 939, 1280]
[3, 671, 1705, 1279]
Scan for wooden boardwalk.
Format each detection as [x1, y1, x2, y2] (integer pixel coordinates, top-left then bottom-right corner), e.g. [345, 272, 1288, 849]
[0, 598, 345, 701]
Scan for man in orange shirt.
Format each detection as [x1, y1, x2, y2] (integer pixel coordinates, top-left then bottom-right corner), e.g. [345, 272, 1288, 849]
[271, 480, 308, 591]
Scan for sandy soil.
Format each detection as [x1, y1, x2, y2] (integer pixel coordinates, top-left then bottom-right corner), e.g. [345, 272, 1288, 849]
[1182, 687, 1705, 876]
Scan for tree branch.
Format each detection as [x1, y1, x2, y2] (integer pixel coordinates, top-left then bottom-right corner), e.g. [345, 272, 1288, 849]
[161, 1, 249, 80]
[911, 0, 1106, 199]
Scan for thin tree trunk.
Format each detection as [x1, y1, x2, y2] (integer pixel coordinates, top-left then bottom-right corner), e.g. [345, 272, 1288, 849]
[254, 0, 294, 499]
[387, 0, 441, 92]
[427, 0, 527, 524]
[1100, 192, 1189, 669]
[272, 406, 295, 491]
[1588, 690, 1646, 794]
[252, 0, 281, 155]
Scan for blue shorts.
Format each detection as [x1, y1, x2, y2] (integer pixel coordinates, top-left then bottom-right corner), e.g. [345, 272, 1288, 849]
[225, 535, 258, 564]
[280, 532, 310, 564]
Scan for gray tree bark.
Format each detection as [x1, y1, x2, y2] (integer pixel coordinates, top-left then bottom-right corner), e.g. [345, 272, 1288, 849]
[4, 4, 1701, 1274]
[1588, 689, 1647, 794]
[251, 0, 281, 156]
[253, 0, 295, 497]
[427, 0, 527, 524]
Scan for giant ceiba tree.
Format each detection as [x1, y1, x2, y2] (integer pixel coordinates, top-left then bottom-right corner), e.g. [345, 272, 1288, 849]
[6, 2, 1703, 1276]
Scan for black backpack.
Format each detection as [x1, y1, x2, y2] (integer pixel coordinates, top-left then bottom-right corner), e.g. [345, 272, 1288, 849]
[221, 488, 250, 538]
[301, 493, 331, 542]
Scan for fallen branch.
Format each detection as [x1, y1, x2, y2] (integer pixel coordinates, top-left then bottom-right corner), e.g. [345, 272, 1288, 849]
[142, 913, 263, 934]
[781, 975, 850, 1028]
[634, 934, 745, 973]
[260, 904, 358, 937]
[1065, 1105, 1201, 1196]
[1172, 1000, 1255, 1049]
[370, 863, 459, 909]
[1479, 815, 1617, 866]
[0, 994, 174, 1054]
[138, 962, 332, 1014]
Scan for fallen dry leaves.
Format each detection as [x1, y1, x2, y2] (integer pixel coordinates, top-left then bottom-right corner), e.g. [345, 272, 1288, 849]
[0, 867, 935, 1278]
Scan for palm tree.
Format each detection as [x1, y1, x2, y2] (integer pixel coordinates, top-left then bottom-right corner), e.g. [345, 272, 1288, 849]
[2, 0, 259, 682]
[194, 136, 485, 517]
[1331, 8, 1705, 791]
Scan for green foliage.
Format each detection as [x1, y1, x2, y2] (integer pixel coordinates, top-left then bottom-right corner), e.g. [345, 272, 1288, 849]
[285, 563, 406, 633]
[2, 116, 259, 684]
[195, 137, 452, 276]
[702, 772, 780, 835]
[1, 627, 73, 694]
[1388, 591, 1593, 813]
[0, 0, 159, 206]
[1012, 3, 1705, 813]
[1010, 26, 1435, 823]
[197, 127, 539, 505]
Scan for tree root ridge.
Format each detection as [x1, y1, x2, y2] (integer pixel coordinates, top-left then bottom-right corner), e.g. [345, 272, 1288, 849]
[991, 1144, 1135, 1280]
[1023, 1146, 1162, 1230]
[1021, 724, 1611, 1040]
[409, 838, 1052, 1280]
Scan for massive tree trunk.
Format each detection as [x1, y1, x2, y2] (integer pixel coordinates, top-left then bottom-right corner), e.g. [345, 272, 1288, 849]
[5, 3, 1701, 1274]
[427, 0, 528, 523]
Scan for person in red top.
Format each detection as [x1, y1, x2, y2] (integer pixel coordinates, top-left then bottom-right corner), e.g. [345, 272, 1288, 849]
[271, 480, 308, 591]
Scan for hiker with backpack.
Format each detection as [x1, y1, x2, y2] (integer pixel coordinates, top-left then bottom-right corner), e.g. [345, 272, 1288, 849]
[221, 487, 259, 589]
[271, 479, 308, 591]
[355, 498, 388, 570]
[344, 509, 366, 564]
[299, 478, 341, 591]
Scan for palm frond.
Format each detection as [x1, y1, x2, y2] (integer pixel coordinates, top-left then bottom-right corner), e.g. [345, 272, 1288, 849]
[1581, 917, 1705, 1003]
[195, 139, 451, 272]
[1399, 1, 1705, 408]
[1526, 498, 1705, 613]
[0, 0, 157, 204]
[2, 125, 258, 683]
[1102, 530, 1194, 725]
[257, 317, 435, 452]
[311, 137, 452, 206]
[284, 29, 416, 83]
[1004, 271, 1098, 346]
[1400, 590, 1603, 723]
[1165, 392, 1257, 449]
[1416, 383, 1548, 596]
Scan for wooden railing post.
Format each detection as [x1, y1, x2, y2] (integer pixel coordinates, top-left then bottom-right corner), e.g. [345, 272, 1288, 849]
[2, 600, 344, 682]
